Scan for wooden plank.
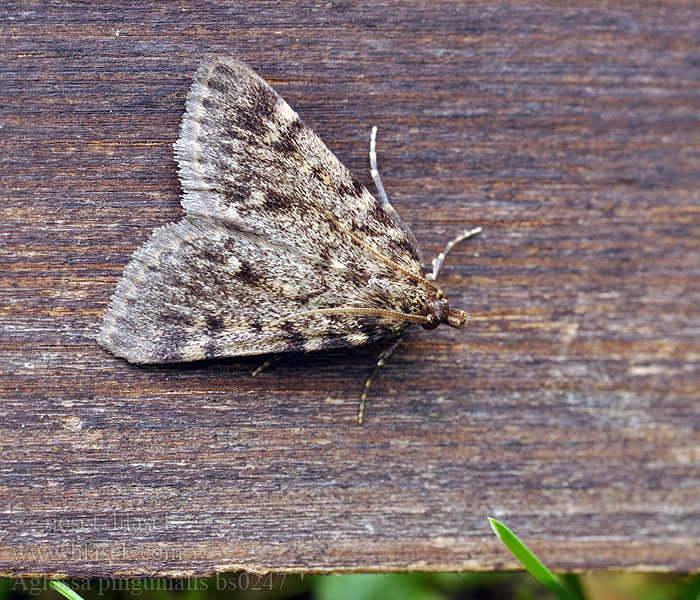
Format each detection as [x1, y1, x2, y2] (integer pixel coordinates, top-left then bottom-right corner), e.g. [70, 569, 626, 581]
[1, 0, 699, 577]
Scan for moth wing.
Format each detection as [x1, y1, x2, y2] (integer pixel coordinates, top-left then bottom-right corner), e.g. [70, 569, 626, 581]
[174, 56, 424, 274]
[98, 217, 409, 363]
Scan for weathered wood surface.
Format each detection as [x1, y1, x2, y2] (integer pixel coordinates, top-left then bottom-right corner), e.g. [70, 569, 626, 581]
[1, 0, 699, 578]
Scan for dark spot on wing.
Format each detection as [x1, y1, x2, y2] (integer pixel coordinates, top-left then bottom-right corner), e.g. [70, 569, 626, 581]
[251, 82, 279, 122]
[201, 95, 215, 111]
[159, 308, 196, 328]
[220, 183, 249, 207]
[211, 62, 237, 81]
[311, 165, 325, 181]
[369, 200, 389, 224]
[237, 260, 261, 286]
[219, 183, 251, 208]
[263, 190, 292, 211]
[200, 248, 228, 265]
[337, 179, 364, 199]
[206, 75, 233, 96]
[206, 315, 225, 331]
[234, 107, 270, 139]
[271, 119, 303, 155]
[216, 168, 254, 209]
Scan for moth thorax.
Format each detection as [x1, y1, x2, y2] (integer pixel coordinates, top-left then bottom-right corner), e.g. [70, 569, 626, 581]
[421, 297, 449, 330]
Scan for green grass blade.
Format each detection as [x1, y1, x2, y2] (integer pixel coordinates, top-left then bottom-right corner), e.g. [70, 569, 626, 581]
[681, 574, 700, 600]
[488, 518, 581, 600]
[49, 581, 87, 600]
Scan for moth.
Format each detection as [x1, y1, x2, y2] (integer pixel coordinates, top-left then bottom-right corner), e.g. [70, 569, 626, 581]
[99, 57, 481, 423]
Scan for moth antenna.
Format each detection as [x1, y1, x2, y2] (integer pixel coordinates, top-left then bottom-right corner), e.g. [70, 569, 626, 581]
[269, 307, 429, 327]
[369, 126, 390, 206]
[358, 335, 404, 424]
[427, 227, 482, 281]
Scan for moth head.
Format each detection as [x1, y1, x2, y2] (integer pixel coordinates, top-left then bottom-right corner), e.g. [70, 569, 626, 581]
[421, 288, 470, 330]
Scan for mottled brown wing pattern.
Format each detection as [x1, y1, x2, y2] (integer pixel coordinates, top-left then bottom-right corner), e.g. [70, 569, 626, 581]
[99, 57, 434, 363]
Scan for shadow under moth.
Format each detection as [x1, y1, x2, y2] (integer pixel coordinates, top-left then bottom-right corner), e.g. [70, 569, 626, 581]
[99, 57, 481, 423]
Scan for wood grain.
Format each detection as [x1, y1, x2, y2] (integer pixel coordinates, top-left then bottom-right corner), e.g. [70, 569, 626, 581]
[1, 0, 699, 577]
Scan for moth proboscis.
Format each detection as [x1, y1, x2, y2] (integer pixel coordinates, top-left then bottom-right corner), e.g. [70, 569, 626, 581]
[99, 57, 482, 423]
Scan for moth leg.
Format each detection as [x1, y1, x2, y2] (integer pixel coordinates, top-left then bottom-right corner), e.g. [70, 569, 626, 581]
[427, 227, 483, 281]
[251, 354, 283, 378]
[358, 335, 404, 424]
[369, 126, 390, 206]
